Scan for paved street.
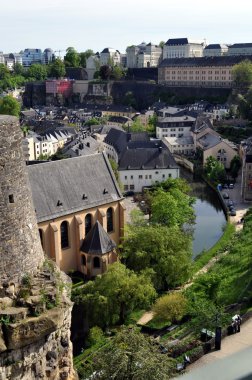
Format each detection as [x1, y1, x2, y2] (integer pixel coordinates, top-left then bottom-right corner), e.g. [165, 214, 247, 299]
[179, 317, 252, 380]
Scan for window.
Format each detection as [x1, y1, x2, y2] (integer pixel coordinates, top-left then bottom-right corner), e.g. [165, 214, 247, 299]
[124, 185, 128, 191]
[139, 175, 143, 179]
[149, 175, 152, 179]
[9, 194, 14, 203]
[162, 174, 165, 179]
[169, 174, 172, 178]
[81, 255, 86, 266]
[85, 214, 92, 235]
[106, 207, 113, 233]
[130, 184, 135, 190]
[130, 175, 133, 179]
[60, 221, 69, 249]
[39, 228, 44, 249]
[93, 257, 100, 268]
[125, 176, 127, 179]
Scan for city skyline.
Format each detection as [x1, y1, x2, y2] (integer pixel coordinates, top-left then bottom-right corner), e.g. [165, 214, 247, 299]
[1, 0, 252, 54]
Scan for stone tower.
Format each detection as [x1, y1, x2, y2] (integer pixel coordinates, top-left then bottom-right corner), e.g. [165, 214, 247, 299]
[0, 115, 44, 284]
[0, 116, 76, 380]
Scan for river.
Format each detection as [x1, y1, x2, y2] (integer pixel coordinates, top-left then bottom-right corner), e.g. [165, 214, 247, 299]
[180, 168, 226, 258]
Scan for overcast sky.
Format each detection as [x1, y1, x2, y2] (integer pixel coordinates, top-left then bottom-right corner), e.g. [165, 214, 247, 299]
[1, 0, 252, 54]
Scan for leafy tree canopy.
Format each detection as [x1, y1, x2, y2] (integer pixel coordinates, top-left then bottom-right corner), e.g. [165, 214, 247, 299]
[87, 326, 175, 380]
[48, 58, 66, 79]
[232, 60, 252, 89]
[64, 46, 80, 67]
[204, 156, 227, 184]
[0, 95, 21, 116]
[152, 293, 188, 323]
[72, 262, 156, 327]
[27, 64, 48, 81]
[122, 223, 192, 290]
[79, 49, 94, 68]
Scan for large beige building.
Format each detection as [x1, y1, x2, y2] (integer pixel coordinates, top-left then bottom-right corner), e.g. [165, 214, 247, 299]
[158, 56, 252, 88]
[126, 42, 162, 68]
[28, 153, 125, 277]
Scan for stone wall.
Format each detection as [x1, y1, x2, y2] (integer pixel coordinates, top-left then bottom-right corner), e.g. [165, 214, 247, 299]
[0, 116, 44, 285]
[0, 267, 76, 380]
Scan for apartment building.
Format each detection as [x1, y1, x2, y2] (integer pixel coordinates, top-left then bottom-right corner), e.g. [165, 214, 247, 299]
[163, 38, 205, 59]
[158, 56, 252, 88]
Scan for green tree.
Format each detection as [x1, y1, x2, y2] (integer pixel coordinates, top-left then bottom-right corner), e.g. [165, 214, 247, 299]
[152, 293, 188, 323]
[27, 64, 48, 80]
[64, 47, 80, 67]
[122, 224, 192, 290]
[232, 60, 252, 89]
[84, 117, 100, 126]
[230, 155, 242, 179]
[87, 326, 175, 380]
[99, 65, 112, 80]
[0, 95, 21, 116]
[72, 262, 156, 326]
[159, 41, 165, 49]
[150, 186, 195, 227]
[204, 156, 227, 184]
[48, 58, 66, 78]
[0, 64, 10, 80]
[130, 118, 145, 132]
[13, 63, 24, 76]
[79, 49, 94, 68]
[111, 65, 125, 80]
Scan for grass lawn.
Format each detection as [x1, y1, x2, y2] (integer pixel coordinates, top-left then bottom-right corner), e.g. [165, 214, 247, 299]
[125, 309, 147, 325]
[193, 222, 235, 273]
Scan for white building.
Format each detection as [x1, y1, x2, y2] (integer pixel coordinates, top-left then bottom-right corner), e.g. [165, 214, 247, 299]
[100, 48, 121, 66]
[156, 115, 196, 139]
[228, 43, 252, 56]
[126, 42, 162, 68]
[163, 136, 195, 155]
[103, 128, 179, 193]
[163, 38, 205, 59]
[203, 44, 228, 57]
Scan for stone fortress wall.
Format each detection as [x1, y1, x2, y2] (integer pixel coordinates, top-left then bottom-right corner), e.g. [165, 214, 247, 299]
[0, 116, 76, 380]
[0, 116, 44, 284]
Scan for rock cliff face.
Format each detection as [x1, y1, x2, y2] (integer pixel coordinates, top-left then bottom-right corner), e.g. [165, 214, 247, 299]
[0, 266, 76, 380]
[0, 116, 76, 380]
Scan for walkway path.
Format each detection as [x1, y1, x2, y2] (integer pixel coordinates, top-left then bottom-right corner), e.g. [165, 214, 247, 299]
[181, 316, 252, 379]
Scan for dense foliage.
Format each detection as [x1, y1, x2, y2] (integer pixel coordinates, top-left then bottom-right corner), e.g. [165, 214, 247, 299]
[0, 95, 21, 116]
[80, 326, 174, 380]
[72, 262, 156, 327]
[204, 156, 226, 184]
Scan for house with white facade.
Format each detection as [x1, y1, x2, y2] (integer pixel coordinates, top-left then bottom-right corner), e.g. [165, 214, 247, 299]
[227, 43, 252, 56]
[203, 44, 228, 57]
[163, 38, 205, 59]
[103, 128, 179, 192]
[100, 48, 121, 66]
[126, 42, 162, 68]
[156, 115, 196, 139]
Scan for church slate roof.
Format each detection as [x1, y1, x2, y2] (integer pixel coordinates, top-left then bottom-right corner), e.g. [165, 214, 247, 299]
[81, 220, 116, 255]
[28, 153, 123, 223]
[119, 141, 178, 170]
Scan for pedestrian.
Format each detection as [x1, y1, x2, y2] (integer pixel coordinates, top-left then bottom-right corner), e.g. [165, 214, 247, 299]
[236, 315, 242, 333]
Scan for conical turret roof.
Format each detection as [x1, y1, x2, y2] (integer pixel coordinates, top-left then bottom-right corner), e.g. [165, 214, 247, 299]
[81, 220, 116, 255]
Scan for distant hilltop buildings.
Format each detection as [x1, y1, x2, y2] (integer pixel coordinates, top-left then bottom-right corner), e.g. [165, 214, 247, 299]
[1, 39, 252, 72]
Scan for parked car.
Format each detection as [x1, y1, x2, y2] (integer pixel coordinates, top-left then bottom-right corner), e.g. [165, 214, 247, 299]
[223, 184, 229, 189]
[229, 209, 237, 216]
[222, 192, 229, 199]
[227, 200, 234, 207]
[229, 183, 234, 189]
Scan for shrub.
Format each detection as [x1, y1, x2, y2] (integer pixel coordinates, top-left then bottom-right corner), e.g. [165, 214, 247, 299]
[153, 293, 188, 323]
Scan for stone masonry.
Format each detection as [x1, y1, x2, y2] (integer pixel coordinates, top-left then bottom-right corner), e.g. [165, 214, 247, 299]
[0, 115, 44, 284]
[0, 116, 77, 380]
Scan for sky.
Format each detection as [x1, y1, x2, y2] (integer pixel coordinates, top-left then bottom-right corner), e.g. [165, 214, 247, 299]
[1, 0, 252, 54]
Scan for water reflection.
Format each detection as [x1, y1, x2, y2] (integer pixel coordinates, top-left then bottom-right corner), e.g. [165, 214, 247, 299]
[180, 168, 226, 258]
